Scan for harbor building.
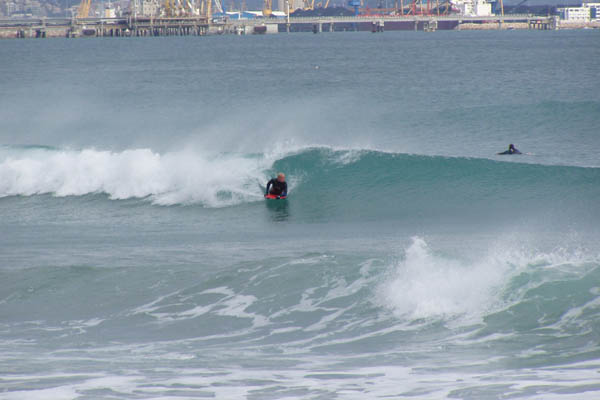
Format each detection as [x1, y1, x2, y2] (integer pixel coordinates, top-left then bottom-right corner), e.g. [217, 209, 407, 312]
[451, 0, 493, 17]
[141, 0, 160, 16]
[557, 2, 600, 22]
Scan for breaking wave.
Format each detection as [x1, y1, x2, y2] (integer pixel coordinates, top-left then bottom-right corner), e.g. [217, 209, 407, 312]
[1, 145, 598, 220]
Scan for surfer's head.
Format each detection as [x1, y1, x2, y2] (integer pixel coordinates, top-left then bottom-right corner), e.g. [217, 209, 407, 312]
[277, 173, 286, 183]
[509, 144, 515, 150]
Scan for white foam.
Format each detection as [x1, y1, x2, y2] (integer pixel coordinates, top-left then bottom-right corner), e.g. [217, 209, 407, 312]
[379, 235, 600, 328]
[379, 236, 510, 322]
[130, 286, 268, 328]
[0, 147, 279, 207]
[3, 361, 600, 400]
[0, 386, 79, 400]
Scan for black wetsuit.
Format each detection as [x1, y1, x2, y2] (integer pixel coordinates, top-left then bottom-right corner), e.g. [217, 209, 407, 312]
[498, 147, 521, 155]
[266, 179, 287, 196]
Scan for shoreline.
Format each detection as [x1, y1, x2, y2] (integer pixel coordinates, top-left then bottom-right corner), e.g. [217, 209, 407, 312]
[1, 19, 598, 39]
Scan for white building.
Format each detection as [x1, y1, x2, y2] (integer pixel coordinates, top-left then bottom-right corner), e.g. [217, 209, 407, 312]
[4, 1, 17, 15]
[130, 0, 161, 16]
[593, 2, 600, 20]
[104, 5, 116, 17]
[141, 0, 160, 16]
[473, 0, 492, 16]
[557, 2, 600, 22]
[558, 6, 590, 21]
[452, 0, 492, 17]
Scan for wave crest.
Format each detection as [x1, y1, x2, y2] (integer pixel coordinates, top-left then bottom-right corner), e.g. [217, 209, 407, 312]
[379, 236, 600, 328]
[0, 147, 273, 207]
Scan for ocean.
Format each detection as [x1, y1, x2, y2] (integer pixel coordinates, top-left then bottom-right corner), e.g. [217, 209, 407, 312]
[1, 30, 599, 399]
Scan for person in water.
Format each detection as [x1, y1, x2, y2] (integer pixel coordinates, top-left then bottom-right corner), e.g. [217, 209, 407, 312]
[265, 173, 287, 198]
[498, 144, 522, 155]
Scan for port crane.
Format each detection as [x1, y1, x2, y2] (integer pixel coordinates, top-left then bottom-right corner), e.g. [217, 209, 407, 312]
[164, 0, 174, 16]
[302, 0, 316, 10]
[204, 0, 225, 17]
[263, 0, 273, 16]
[165, 0, 192, 16]
[77, 0, 92, 18]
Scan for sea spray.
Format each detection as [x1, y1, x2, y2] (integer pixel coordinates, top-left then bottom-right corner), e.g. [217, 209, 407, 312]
[379, 237, 509, 321]
[0, 147, 273, 207]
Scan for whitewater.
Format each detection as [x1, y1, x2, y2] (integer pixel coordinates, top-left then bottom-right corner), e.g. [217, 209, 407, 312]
[1, 30, 600, 399]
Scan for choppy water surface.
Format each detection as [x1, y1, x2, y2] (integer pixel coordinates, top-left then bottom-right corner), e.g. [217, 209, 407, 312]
[1, 30, 599, 399]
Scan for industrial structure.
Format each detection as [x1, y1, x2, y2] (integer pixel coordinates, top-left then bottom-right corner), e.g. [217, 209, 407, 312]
[67, 0, 507, 19]
[1, 0, 567, 38]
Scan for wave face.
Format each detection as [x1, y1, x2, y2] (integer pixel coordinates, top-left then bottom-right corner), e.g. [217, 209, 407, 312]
[274, 147, 600, 225]
[2, 146, 598, 228]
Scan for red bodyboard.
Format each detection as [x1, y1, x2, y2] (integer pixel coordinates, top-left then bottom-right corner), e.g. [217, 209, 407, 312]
[265, 194, 287, 200]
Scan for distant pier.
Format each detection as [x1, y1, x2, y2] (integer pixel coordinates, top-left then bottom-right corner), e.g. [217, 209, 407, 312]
[0, 14, 560, 39]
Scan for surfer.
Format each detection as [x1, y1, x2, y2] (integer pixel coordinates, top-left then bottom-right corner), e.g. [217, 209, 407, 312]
[498, 144, 522, 155]
[265, 173, 288, 199]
